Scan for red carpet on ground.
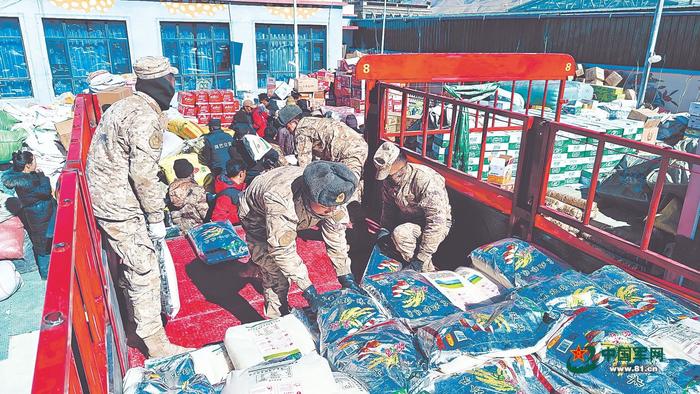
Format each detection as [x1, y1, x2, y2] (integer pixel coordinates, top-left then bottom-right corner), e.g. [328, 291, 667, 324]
[127, 228, 342, 367]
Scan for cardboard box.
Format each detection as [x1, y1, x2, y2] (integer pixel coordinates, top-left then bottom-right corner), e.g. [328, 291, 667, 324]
[195, 90, 209, 104]
[274, 82, 293, 100]
[208, 90, 223, 104]
[641, 127, 659, 143]
[604, 71, 623, 87]
[295, 77, 319, 93]
[624, 89, 637, 101]
[585, 67, 605, 82]
[575, 64, 584, 77]
[487, 155, 514, 186]
[221, 90, 235, 103]
[591, 85, 624, 102]
[178, 104, 197, 117]
[178, 91, 196, 106]
[196, 113, 210, 125]
[627, 108, 662, 130]
[54, 118, 73, 150]
[96, 86, 132, 106]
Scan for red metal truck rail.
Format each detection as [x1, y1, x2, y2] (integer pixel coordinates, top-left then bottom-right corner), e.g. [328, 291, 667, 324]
[357, 53, 700, 304]
[33, 95, 127, 394]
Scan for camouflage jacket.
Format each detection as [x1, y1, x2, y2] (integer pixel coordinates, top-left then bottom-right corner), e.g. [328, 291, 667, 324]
[87, 92, 167, 223]
[238, 165, 350, 272]
[380, 162, 452, 262]
[294, 117, 368, 178]
[168, 176, 209, 231]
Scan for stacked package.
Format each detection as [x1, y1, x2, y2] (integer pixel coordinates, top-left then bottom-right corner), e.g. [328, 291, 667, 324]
[294, 76, 327, 110]
[334, 58, 365, 114]
[177, 90, 239, 125]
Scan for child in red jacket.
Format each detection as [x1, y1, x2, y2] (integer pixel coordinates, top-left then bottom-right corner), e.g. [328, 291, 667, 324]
[211, 160, 247, 225]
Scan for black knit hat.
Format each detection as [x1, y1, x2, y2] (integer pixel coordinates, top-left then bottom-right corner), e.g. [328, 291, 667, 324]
[173, 158, 194, 179]
[208, 118, 222, 130]
[302, 161, 357, 207]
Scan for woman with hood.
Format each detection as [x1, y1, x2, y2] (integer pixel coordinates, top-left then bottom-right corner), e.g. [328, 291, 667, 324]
[3, 150, 56, 279]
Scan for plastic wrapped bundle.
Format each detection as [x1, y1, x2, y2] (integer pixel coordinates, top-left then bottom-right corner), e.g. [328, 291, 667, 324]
[187, 221, 249, 265]
[361, 270, 460, 328]
[648, 317, 700, 364]
[333, 372, 370, 394]
[130, 355, 214, 394]
[362, 244, 402, 282]
[223, 314, 317, 370]
[469, 238, 567, 288]
[415, 295, 568, 372]
[317, 289, 389, 355]
[517, 269, 612, 313]
[326, 320, 426, 394]
[540, 306, 686, 393]
[589, 265, 697, 334]
[412, 355, 586, 394]
[222, 353, 338, 394]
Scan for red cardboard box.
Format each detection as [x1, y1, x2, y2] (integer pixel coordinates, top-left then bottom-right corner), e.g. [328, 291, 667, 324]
[350, 98, 365, 113]
[221, 113, 234, 124]
[195, 90, 209, 105]
[210, 113, 224, 124]
[178, 91, 196, 106]
[178, 104, 197, 117]
[221, 90, 235, 103]
[208, 90, 224, 103]
[210, 103, 224, 114]
[197, 113, 211, 124]
[223, 103, 237, 113]
[197, 104, 211, 115]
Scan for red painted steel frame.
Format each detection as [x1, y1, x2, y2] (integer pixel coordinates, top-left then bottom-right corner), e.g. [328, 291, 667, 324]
[358, 53, 699, 304]
[33, 95, 126, 394]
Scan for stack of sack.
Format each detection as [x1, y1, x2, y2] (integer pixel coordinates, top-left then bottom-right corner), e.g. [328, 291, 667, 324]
[121, 237, 700, 393]
[87, 70, 127, 92]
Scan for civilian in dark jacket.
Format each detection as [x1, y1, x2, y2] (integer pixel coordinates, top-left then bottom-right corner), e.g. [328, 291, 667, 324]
[3, 151, 56, 279]
[229, 123, 280, 183]
[199, 118, 234, 176]
[231, 99, 254, 130]
[211, 160, 247, 225]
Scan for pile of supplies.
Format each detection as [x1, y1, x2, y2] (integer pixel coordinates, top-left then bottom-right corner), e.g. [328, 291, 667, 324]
[177, 90, 240, 125]
[123, 237, 700, 393]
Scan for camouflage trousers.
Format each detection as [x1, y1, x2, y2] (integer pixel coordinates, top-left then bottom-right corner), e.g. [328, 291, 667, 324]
[246, 236, 313, 319]
[97, 216, 163, 339]
[391, 223, 440, 272]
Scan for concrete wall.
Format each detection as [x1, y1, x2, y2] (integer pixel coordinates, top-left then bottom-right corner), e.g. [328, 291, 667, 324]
[0, 0, 343, 103]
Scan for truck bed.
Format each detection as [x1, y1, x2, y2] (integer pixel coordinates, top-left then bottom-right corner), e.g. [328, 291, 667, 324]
[127, 231, 342, 367]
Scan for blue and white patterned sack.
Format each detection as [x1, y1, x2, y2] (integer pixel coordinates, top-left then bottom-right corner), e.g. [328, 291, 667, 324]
[326, 320, 426, 394]
[136, 355, 215, 393]
[412, 355, 587, 394]
[415, 295, 567, 372]
[469, 238, 568, 288]
[361, 270, 461, 329]
[187, 221, 249, 265]
[517, 269, 612, 313]
[589, 265, 697, 334]
[362, 244, 403, 282]
[317, 289, 389, 355]
[539, 306, 687, 393]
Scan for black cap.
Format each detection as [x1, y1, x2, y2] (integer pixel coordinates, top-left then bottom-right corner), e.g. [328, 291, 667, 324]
[173, 158, 194, 179]
[208, 118, 222, 130]
[302, 161, 358, 207]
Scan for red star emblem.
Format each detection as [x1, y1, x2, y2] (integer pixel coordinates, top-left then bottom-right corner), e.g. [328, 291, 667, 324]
[570, 345, 589, 361]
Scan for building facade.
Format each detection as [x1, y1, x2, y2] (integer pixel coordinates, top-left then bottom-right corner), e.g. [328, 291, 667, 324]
[0, 0, 344, 103]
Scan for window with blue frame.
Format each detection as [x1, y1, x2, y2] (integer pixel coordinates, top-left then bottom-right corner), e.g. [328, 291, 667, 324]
[0, 18, 32, 98]
[160, 22, 233, 91]
[43, 19, 132, 95]
[255, 24, 326, 88]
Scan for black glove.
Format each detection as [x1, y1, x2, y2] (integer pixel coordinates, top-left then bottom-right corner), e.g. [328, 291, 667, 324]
[302, 285, 322, 313]
[405, 258, 425, 272]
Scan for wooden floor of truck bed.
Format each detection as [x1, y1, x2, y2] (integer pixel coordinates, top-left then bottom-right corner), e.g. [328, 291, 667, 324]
[127, 230, 344, 367]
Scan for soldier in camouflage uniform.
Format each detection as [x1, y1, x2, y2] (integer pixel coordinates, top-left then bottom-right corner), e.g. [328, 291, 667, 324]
[277, 105, 368, 184]
[372, 142, 452, 272]
[87, 56, 192, 358]
[238, 161, 361, 318]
